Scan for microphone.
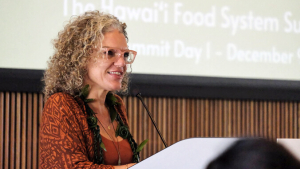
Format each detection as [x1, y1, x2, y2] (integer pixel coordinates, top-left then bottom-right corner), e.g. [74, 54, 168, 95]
[136, 93, 168, 148]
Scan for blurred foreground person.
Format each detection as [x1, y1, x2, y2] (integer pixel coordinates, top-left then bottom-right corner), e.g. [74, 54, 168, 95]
[206, 138, 300, 169]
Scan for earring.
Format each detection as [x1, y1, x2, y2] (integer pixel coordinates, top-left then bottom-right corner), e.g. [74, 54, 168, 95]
[126, 64, 132, 73]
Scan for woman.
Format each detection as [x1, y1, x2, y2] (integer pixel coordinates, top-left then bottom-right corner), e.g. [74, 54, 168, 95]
[40, 11, 139, 169]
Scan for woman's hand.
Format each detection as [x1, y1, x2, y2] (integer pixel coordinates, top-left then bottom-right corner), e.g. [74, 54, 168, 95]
[114, 163, 136, 169]
[126, 163, 136, 168]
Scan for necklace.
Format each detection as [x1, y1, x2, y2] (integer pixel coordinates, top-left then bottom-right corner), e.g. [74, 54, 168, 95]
[98, 118, 112, 130]
[97, 117, 121, 165]
[79, 86, 141, 164]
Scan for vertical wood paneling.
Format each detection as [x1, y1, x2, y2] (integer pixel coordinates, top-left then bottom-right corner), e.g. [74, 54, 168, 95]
[4, 92, 10, 169]
[267, 102, 272, 139]
[227, 100, 232, 137]
[237, 101, 241, 136]
[232, 101, 236, 136]
[137, 97, 142, 149]
[298, 102, 300, 138]
[288, 102, 291, 137]
[10, 93, 15, 169]
[293, 103, 298, 138]
[280, 102, 284, 138]
[162, 98, 167, 149]
[38, 93, 44, 166]
[167, 98, 172, 146]
[1, 92, 300, 168]
[21, 93, 27, 169]
[149, 97, 154, 151]
[190, 99, 195, 137]
[258, 101, 262, 137]
[196, 100, 201, 136]
[240, 101, 245, 136]
[254, 101, 259, 136]
[199, 100, 204, 136]
[181, 99, 186, 139]
[15, 93, 21, 169]
[176, 98, 181, 141]
[272, 102, 276, 139]
[276, 103, 281, 138]
[145, 97, 151, 154]
[209, 100, 213, 137]
[284, 102, 289, 138]
[219, 100, 223, 137]
[0, 92, 4, 169]
[250, 101, 254, 136]
[204, 100, 209, 137]
[263, 101, 268, 137]
[27, 93, 32, 169]
[142, 97, 148, 159]
[155, 97, 160, 150]
[32, 94, 38, 169]
[157, 97, 162, 151]
[171, 98, 176, 144]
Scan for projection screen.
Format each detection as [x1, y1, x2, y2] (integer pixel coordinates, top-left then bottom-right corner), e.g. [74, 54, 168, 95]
[1, 0, 300, 82]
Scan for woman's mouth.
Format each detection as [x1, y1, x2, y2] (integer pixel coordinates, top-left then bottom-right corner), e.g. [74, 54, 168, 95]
[108, 71, 123, 75]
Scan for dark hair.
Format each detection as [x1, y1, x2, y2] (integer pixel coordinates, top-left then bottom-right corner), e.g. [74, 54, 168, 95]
[206, 138, 300, 169]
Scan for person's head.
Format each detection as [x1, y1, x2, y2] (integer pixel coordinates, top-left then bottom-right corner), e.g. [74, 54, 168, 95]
[206, 138, 300, 169]
[43, 11, 135, 98]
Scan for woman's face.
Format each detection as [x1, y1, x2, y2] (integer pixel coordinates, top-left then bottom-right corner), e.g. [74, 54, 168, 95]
[84, 29, 128, 92]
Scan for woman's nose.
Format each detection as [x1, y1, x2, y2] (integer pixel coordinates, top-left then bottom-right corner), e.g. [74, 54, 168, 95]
[114, 54, 126, 67]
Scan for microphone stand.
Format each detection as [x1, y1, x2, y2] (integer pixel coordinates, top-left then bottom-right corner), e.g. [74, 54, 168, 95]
[136, 93, 168, 148]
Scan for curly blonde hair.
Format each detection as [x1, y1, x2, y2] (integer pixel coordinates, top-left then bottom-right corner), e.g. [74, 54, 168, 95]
[43, 11, 129, 98]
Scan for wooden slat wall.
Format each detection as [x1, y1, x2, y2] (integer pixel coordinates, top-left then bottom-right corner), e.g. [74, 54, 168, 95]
[0, 92, 299, 168]
[0, 92, 44, 169]
[124, 97, 300, 160]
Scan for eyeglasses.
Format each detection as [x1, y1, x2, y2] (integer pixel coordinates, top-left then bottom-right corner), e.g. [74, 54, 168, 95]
[100, 47, 137, 64]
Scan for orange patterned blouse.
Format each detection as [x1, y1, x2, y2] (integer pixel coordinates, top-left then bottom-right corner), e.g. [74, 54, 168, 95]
[39, 92, 132, 169]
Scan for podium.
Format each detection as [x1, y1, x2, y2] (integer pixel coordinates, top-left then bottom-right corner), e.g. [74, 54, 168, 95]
[277, 138, 300, 161]
[131, 138, 238, 169]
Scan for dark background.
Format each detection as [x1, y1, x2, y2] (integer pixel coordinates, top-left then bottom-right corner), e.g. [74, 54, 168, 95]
[1, 68, 300, 101]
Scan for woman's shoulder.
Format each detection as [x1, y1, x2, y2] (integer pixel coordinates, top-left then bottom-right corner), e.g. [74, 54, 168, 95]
[44, 92, 85, 114]
[47, 92, 76, 101]
[47, 92, 84, 104]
